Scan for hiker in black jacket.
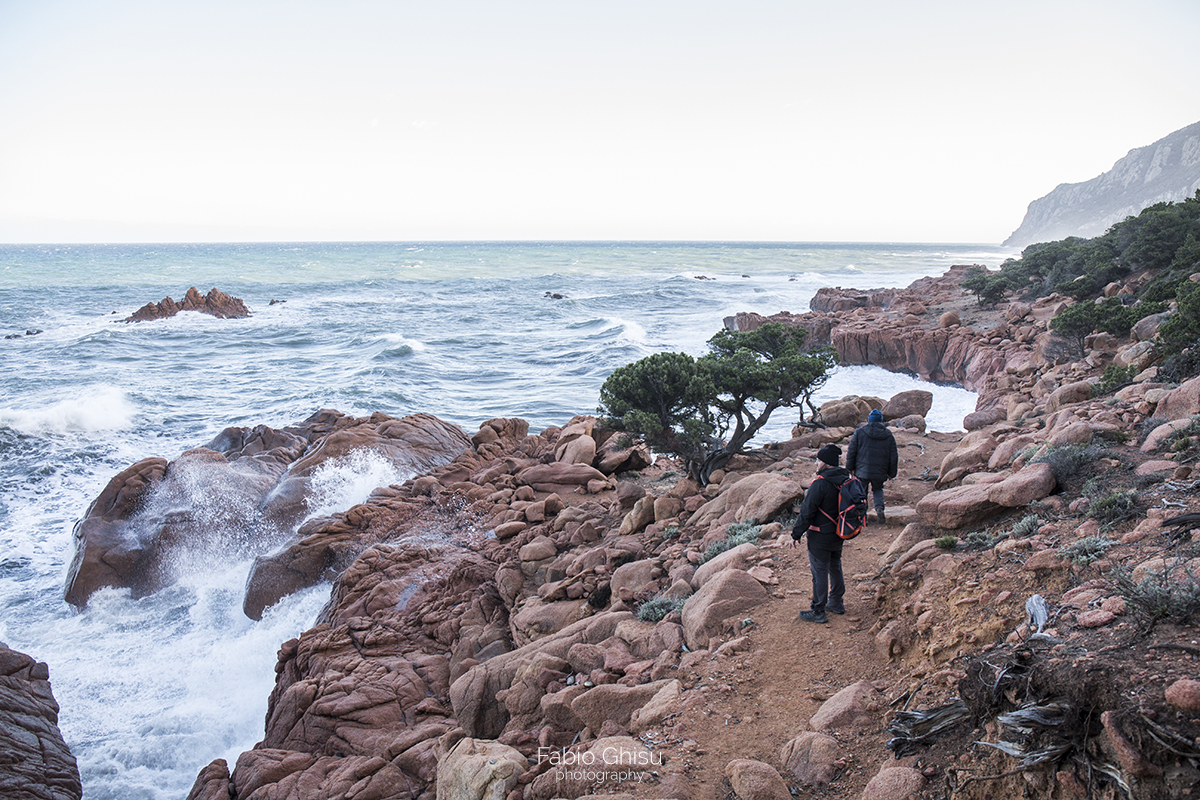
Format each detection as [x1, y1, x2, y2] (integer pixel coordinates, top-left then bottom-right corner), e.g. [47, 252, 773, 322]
[846, 408, 898, 523]
[788, 444, 849, 624]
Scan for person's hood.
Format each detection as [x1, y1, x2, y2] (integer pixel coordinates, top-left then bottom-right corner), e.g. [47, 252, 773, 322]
[864, 420, 892, 439]
[817, 466, 851, 483]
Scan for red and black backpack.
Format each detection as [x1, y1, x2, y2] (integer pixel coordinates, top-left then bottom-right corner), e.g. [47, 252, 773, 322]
[818, 474, 868, 540]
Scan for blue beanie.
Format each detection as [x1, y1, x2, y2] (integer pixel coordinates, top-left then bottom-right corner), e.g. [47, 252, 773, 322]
[869, 409, 883, 423]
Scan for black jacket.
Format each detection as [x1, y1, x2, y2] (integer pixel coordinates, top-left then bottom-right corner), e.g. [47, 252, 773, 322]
[792, 466, 851, 552]
[846, 420, 898, 482]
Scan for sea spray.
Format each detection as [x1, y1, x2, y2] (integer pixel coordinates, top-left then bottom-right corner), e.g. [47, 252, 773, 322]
[0, 385, 135, 436]
[303, 448, 411, 524]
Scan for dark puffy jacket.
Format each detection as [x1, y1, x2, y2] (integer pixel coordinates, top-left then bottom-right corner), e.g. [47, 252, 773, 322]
[792, 466, 850, 551]
[846, 420, 898, 481]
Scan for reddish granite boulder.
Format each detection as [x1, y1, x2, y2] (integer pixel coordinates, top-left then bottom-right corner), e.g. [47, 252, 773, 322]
[0, 644, 81, 800]
[66, 410, 470, 611]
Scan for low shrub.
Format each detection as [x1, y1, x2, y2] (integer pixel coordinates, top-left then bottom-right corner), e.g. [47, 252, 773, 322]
[1159, 346, 1200, 383]
[636, 593, 687, 623]
[1058, 536, 1115, 565]
[1010, 513, 1041, 538]
[934, 535, 959, 549]
[699, 521, 763, 564]
[1029, 443, 1112, 486]
[1112, 566, 1200, 627]
[961, 530, 996, 550]
[1088, 489, 1139, 525]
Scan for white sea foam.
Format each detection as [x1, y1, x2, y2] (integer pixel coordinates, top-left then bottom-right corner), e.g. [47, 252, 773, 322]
[382, 332, 427, 352]
[303, 449, 409, 522]
[23, 568, 330, 800]
[607, 317, 647, 343]
[0, 385, 135, 435]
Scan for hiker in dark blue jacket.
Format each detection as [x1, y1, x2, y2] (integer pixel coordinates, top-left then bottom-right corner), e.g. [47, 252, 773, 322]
[846, 408, 898, 523]
[788, 444, 849, 624]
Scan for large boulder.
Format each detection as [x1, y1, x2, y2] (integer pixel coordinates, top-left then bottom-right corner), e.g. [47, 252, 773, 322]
[68, 411, 471, 612]
[435, 738, 526, 800]
[680, 569, 768, 650]
[780, 732, 841, 787]
[570, 680, 670, 732]
[724, 759, 791, 800]
[451, 612, 632, 738]
[808, 680, 884, 732]
[917, 463, 1056, 528]
[735, 474, 805, 525]
[1156, 375, 1200, 420]
[0, 644, 82, 800]
[882, 390, 933, 420]
[1044, 380, 1093, 415]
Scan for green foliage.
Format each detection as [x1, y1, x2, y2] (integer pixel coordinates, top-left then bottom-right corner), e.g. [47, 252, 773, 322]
[1058, 536, 1116, 565]
[934, 535, 959, 549]
[984, 191, 1200, 308]
[1029, 443, 1111, 486]
[1112, 567, 1200, 627]
[1097, 364, 1138, 394]
[598, 323, 836, 481]
[961, 266, 1009, 307]
[598, 350, 715, 467]
[1050, 296, 1168, 355]
[1010, 513, 1041, 538]
[701, 324, 838, 453]
[699, 522, 764, 564]
[1088, 489, 1139, 525]
[1160, 347, 1200, 383]
[1049, 300, 1103, 355]
[961, 530, 996, 550]
[1158, 279, 1200, 357]
[636, 593, 687, 623]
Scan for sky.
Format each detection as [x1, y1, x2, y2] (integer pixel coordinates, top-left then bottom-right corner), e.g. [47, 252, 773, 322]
[1, 0, 1198, 244]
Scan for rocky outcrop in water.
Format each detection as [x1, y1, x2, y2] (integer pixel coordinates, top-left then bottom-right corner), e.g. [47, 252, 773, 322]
[64, 410, 472, 608]
[124, 287, 250, 322]
[0, 644, 81, 800]
[1004, 119, 1200, 248]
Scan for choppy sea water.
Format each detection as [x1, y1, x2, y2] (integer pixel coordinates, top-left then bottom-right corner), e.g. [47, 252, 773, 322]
[0, 241, 1008, 798]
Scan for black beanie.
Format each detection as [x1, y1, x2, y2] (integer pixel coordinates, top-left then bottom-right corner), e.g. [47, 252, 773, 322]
[817, 444, 841, 466]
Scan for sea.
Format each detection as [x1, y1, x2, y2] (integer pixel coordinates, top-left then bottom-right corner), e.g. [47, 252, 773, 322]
[0, 240, 1010, 799]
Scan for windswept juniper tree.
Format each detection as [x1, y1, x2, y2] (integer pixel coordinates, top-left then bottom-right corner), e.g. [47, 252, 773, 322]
[598, 322, 836, 484]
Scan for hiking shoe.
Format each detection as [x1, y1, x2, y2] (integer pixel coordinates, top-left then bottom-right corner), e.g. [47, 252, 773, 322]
[827, 605, 845, 615]
[798, 609, 828, 624]
[876, 509, 886, 524]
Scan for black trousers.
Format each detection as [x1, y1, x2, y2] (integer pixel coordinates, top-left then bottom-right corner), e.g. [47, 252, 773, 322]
[867, 478, 886, 512]
[807, 545, 844, 613]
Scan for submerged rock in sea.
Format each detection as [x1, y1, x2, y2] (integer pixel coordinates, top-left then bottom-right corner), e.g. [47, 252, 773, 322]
[63, 410, 471, 609]
[124, 286, 250, 322]
[0, 643, 82, 800]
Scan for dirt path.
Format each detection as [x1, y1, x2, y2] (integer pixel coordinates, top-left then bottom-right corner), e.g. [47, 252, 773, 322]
[645, 519, 905, 799]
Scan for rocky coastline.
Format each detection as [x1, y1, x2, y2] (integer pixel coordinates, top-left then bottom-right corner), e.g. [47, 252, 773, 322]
[14, 266, 1200, 800]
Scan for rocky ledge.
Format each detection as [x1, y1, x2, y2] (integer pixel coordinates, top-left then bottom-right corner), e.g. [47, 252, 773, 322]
[45, 266, 1200, 800]
[124, 287, 250, 322]
[0, 643, 81, 800]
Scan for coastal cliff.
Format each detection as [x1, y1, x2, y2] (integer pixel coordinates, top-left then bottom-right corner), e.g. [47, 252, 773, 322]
[1005, 120, 1200, 248]
[46, 266, 1200, 800]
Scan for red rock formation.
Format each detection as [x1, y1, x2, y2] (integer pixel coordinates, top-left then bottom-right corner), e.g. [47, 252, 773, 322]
[0, 645, 82, 800]
[64, 411, 471, 609]
[124, 287, 250, 322]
